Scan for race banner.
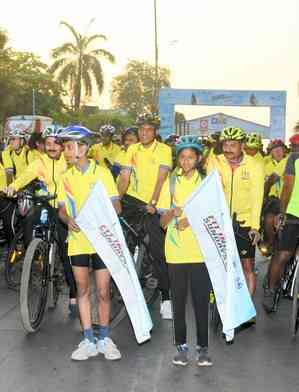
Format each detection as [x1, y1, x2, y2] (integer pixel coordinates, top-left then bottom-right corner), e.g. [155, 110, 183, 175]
[184, 170, 256, 341]
[76, 182, 153, 344]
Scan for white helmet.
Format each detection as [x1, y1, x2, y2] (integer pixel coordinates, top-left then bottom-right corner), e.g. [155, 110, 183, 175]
[42, 124, 64, 139]
[99, 124, 116, 135]
[8, 127, 27, 139]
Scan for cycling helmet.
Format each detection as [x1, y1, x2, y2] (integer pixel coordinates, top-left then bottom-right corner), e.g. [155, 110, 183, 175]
[246, 133, 262, 149]
[8, 128, 27, 139]
[220, 127, 246, 142]
[175, 135, 204, 154]
[99, 124, 116, 135]
[58, 125, 95, 145]
[289, 134, 299, 145]
[267, 139, 286, 153]
[42, 124, 64, 139]
[136, 113, 160, 128]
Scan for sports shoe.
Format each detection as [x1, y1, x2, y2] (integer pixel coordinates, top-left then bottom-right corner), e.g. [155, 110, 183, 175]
[160, 300, 173, 320]
[197, 346, 213, 367]
[262, 288, 276, 313]
[172, 344, 189, 366]
[71, 339, 98, 361]
[97, 337, 121, 360]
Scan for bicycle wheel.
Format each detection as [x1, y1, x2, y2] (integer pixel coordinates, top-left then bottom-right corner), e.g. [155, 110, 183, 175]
[291, 263, 299, 336]
[48, 242, 64, 309]
[20, 238, 49, 333]
[4, 234, 24, 291]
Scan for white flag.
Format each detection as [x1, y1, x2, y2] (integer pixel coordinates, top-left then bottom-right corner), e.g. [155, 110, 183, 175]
[76, 182, 153, 344]
[184, 170, 256, 341]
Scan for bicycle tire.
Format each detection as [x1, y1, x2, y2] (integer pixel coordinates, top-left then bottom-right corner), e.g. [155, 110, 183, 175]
[20, 238, 49, 333]
[4, 235, 24, 291]
[291, 262, 299, 336]
[48, 242, 63, 309]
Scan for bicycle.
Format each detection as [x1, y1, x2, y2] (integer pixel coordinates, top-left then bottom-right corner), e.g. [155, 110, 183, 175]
[0, 190, 33, 290]
[19, 193, 65, 333]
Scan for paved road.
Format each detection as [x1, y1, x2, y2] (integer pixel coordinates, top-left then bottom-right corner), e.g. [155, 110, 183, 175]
[0, 254, 298, 392]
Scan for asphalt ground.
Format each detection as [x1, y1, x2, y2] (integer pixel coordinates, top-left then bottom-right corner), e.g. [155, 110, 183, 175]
[0, 251, 298, 392]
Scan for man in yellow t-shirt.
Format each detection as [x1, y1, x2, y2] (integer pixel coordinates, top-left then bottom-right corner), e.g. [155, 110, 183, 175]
[244, 133, 265, 168]
[89, 124, 121, 169]
[2, 128, 30, 184]
[118, 112, 173, 319]
[262, 139, 288, 253]
[207, 127, 264, 303]
[112, 127, 139, 179]
[57, 125, 122, 362]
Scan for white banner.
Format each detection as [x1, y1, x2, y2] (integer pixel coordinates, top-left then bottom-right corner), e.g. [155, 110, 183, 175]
[184, 170, 256, 341]
[76, 182, 153, 344]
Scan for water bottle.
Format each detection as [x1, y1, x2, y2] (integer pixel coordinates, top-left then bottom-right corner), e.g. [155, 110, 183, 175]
[40, 208, 48, 225]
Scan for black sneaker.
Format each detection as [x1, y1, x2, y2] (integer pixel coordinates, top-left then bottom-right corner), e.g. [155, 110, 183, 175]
[197, 346, 213, 367]
[172, 344, 189, 366]
[262, 289, 276, 313]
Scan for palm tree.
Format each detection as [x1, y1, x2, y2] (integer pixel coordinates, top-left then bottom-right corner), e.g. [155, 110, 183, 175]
[50, 21, 115, 111]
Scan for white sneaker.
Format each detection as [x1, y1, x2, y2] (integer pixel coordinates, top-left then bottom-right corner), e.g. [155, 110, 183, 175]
[160, 300, 173, 320]
[97, 337, 122, 360]
[71, 339, 98, 361]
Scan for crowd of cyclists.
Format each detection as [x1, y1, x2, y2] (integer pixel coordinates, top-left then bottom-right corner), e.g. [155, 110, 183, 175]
[0, 113, 298, 367]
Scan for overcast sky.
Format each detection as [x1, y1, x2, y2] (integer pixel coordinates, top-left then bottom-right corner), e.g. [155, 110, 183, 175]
[1, 0, 299, 135]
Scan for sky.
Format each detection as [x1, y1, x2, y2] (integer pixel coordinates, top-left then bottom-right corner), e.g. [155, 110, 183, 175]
[1, 0, 299, 137]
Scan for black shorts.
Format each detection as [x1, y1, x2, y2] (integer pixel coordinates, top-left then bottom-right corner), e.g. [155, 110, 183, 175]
[263, 197, 281, 215]
[234, 227, 256, 259]
[277, 214, 299, 252]
[69, 254, 107, 270]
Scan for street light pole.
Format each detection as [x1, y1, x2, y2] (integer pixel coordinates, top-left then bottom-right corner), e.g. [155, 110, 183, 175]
[154, 0, 159, 110]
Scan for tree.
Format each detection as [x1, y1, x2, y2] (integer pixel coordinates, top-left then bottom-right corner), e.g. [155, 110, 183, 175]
[50, 20, 115, 112]
[0, 50, 65, 122]
[111, 60, 171, 117]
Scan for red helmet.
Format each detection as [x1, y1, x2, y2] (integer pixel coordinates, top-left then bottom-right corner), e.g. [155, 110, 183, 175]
[267, 139, 286, 153]
[289, 134, 299, 145]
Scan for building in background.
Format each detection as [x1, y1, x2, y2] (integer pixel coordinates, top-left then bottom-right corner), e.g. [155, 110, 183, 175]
[177, 112, 270, 137]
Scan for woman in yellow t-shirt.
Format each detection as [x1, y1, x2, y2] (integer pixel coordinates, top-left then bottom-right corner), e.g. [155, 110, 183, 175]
[160, 135, 212, 367]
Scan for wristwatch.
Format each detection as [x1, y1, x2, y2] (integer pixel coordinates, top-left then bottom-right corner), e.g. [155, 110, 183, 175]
[150, 200, 157, 207]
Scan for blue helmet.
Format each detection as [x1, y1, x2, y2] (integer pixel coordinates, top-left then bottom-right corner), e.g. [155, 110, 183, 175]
[58, 125, 95, 144]
[175, 135, 204, 154]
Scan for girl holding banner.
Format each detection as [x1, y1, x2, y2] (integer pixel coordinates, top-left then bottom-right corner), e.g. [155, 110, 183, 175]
[57, 126, 122, 362]
[160, 136, 213, 367]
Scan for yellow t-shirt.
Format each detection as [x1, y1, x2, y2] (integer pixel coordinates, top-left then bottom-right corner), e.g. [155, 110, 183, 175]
[57, 160, 119, 256]
[265, 156, 288, 198]
[122, 140, 172, 210]
[207, 154, 264, 230]
[27, 149, 44, 164]
[114, 149, 126, 168]
[164, 170, 204, 264]
[0, 162, 7, 191]
[2, 146, 30, 178]
[11, 154, 67, 208]
[89, 142, 121, 167]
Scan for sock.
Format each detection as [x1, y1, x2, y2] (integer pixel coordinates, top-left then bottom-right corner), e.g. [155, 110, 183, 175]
[99, 325, 109, 341]
[177, 343, 188, 352]
[83, 328, 94, 343]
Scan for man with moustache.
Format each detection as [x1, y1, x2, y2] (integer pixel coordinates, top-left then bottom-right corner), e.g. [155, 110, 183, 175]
[207, 127, 264, 310]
